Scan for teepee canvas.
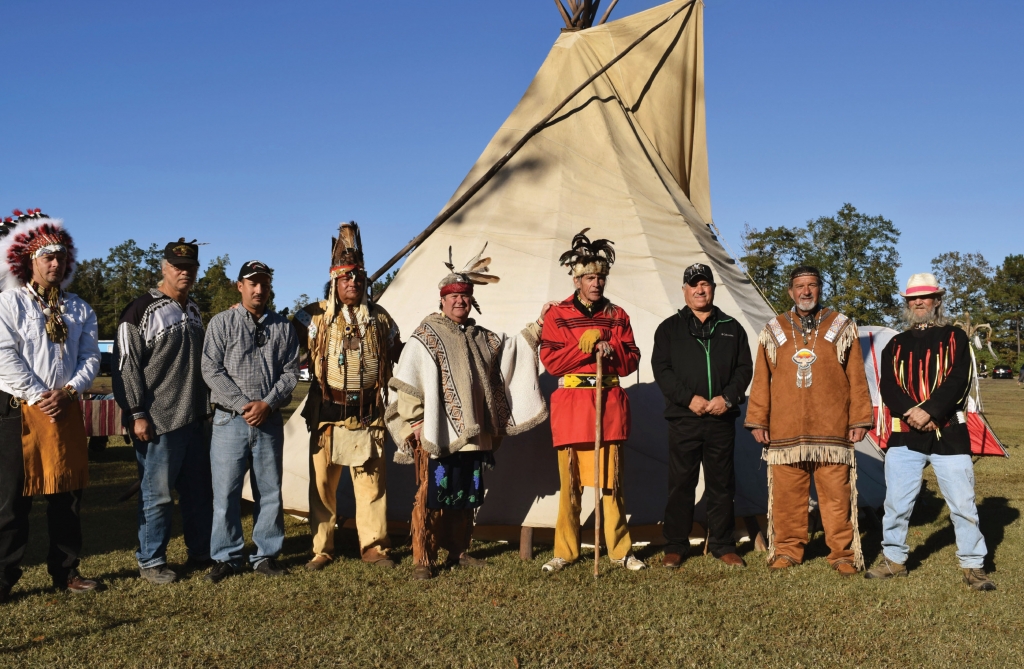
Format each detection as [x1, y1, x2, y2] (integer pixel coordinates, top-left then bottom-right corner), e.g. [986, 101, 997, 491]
[267, 0, 778, 542]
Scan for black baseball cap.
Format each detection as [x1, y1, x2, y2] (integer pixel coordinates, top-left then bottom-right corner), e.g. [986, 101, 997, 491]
[238, 260, 273, 281]
[164, 238, 200, 267]
[683, 263, 714, 286]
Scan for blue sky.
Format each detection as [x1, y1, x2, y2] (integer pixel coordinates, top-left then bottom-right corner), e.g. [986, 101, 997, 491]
[2, 0, 1021, 310]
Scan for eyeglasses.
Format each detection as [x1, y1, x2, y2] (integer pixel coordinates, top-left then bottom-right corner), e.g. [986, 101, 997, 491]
[254, 321, 267, 347]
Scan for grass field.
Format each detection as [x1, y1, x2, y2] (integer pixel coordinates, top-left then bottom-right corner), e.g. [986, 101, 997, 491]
[3, 380, 1024, 667]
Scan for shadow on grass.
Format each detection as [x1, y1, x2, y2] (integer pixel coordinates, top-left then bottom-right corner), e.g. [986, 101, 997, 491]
[0, 615, 142, 655]
[902, 495, 1017, 572]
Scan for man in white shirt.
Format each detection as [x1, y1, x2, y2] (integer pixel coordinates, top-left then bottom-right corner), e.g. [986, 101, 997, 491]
[0, 209, 101, 602]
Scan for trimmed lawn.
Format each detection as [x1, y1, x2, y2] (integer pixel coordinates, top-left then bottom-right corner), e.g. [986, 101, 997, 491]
[3, 380, 1024, 666]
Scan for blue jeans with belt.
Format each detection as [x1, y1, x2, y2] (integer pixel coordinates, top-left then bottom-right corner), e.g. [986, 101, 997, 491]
[134, 420, 213, 569]
[881, 446, 988, 569]
[209, 409, 284, 568]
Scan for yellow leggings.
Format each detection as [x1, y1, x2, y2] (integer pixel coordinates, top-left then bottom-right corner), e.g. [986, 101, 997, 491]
[554, 444, 633, 562]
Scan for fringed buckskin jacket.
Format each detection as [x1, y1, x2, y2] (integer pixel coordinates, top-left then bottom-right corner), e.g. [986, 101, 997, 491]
[385, 314, 547, 464]
[744, 308, 873, 465]
[540, 296, 641, 447]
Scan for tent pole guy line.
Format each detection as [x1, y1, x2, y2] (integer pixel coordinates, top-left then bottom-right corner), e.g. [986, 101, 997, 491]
[368, 0, 698, 290]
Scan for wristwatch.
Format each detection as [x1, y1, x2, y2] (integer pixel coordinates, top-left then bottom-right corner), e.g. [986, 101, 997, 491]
[723, 397, 733, 410]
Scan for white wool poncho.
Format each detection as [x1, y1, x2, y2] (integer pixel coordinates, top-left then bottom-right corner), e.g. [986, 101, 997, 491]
[385, 313, 547, 463]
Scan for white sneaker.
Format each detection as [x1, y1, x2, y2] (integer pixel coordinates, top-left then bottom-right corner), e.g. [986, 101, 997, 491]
[610, 555, 648, 571]
[541, 557, 570, 574]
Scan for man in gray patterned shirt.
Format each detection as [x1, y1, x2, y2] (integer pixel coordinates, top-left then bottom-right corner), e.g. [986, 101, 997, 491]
[202, 260, 299, 583]
[114, 238, 213, 585]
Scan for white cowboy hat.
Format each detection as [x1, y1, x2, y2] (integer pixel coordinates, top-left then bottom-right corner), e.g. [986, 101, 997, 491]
[901, 272, 946, 298]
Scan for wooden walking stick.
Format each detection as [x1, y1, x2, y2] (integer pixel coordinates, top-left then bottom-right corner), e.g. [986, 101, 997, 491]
[593, 349, 604, 578]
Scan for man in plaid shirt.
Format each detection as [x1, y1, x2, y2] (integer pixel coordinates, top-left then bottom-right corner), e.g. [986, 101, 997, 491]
[201, 260, 299, 583]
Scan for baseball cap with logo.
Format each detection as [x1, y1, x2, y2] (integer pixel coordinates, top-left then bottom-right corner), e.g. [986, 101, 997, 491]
[683, 263, 714, 286]
[163, 238, 200, 267]
[237, 260, 274, 281]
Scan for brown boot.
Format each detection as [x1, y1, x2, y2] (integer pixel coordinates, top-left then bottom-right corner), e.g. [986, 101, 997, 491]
[411, 565, 433, 581]
[864, 557, 907, 580]
[718, 553, 746, 568]
[661, 553, 683, 569]
[62, 569, 99, 594]
[962, 568, 996, 591]
[305, 554, 333, 572]
[833, 560, 859, 577]
[768, 555, 798, 571]
[361, 547, 395, 568]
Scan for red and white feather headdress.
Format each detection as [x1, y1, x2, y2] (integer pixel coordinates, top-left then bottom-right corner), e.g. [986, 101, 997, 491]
[0, 209, 77, 292]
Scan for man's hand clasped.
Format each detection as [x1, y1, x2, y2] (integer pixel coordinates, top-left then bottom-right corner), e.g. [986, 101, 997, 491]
[36, 389, 71, 423]
[690, 395, 728, 417]
[903, 406, 938, 432]
[241, 401, 272, 427]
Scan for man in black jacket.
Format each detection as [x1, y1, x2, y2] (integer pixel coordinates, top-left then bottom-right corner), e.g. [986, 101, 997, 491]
[652, 263, 753, 568]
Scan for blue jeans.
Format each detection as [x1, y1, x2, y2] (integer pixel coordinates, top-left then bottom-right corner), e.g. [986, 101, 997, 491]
[210, 409, 284, 568]
[134, 421, 214, 569]
[881, 447, 987, 568]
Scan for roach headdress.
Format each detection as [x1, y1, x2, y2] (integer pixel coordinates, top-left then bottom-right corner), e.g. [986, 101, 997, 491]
[438, 243, 500, 313]
[330, 221, 364, 279]
[558, 228, 615, 277]
[0, 209, 77, 292]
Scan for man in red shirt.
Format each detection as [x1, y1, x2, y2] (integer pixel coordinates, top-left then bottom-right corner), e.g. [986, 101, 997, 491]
[539, 230, 646, 573]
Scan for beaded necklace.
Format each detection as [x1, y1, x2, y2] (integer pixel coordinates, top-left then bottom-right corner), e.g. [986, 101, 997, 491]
[785, 308, 822, 388]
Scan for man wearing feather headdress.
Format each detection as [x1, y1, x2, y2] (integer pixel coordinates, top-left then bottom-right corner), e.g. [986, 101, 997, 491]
[0, 209, 101, 600]
[744, 265, 872, 575]
[865, 273, 995, 591]
[385, 244, 548, 580]
[292, 222, 402, 570]
[538, 229, 646, 574]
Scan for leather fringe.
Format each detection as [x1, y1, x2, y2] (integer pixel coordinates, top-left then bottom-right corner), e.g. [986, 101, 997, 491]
[765, 463, 775, 565]
[763, 444, 856, 467]
[835, 322, 858, 365]
[849, 457, 864, 570]
[759, 328, 778, 367]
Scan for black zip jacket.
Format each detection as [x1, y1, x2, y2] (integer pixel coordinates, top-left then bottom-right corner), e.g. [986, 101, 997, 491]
[651, 305, 753, 421]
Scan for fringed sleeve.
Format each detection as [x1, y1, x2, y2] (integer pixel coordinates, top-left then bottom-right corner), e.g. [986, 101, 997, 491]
[744, 339, 773, 431]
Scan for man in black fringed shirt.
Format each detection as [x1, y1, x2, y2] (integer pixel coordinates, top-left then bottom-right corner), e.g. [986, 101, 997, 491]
[866, 272, 995, 591]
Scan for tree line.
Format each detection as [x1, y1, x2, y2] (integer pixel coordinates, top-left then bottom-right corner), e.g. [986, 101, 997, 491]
[68, 240, 276, 339]
[741, 203, 1024, 369]
[69, 240, 399, 341]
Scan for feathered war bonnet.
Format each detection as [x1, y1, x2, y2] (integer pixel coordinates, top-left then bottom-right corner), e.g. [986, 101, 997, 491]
[558, 228, 615, 277]
[0, 209, 77, 292]
[438, 243, 499, 314]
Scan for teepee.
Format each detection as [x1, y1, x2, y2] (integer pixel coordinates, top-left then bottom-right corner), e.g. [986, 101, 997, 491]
[270, 0, 780, 545]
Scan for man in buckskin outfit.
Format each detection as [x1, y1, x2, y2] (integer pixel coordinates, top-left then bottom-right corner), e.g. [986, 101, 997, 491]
[292, 223, 402, 570]
[745, 265, 873, 576]
[386, 244, 547, 580]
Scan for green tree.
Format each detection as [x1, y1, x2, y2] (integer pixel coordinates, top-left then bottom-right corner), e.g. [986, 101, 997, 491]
[68, 240, 162, 338]
[740, 225, 808, 312]
[931, 251, 993, 320]
[67, 258, 110, 336]
[988, 254, 1024, 367]
[291, 294, 312, 314]
[741, 203, 901, 325]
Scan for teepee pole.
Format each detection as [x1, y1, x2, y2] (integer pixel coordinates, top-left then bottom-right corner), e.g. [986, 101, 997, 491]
[368, 0, 697, 286]
[593, 350, 604, 578]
